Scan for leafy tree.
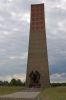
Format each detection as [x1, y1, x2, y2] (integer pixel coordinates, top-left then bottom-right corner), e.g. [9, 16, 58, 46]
[0, 81, 3, 86]
[10, 78, 17, 86]
[0, 79, 25, 86]
[16, 79, 22, 86]
[3, 81, 9, 86]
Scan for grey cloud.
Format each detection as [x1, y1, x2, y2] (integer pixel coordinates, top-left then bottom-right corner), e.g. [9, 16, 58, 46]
[50, 73, 66, 83]
[0, 0, 66, 83]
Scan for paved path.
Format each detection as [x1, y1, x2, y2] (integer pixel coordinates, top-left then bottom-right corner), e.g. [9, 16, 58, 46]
[0, 91, 40, 99]
[0, 89, 40, 100]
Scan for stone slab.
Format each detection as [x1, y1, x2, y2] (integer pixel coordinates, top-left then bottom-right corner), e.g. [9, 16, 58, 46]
[0, 90, 40, 100]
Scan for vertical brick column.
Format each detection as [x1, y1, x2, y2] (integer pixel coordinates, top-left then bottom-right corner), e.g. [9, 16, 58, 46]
[26, 3, 50, 88]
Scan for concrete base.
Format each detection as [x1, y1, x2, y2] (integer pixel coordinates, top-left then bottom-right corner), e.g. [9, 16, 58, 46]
[0, 89, 40, 100]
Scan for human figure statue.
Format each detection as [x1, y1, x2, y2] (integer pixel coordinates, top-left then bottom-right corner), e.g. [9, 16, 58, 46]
[29, 70, 40, 87]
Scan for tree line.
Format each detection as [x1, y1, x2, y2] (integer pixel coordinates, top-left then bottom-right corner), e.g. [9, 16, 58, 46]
[0, 79, 66, 87]
[0, 79, 25, 86]
[50, 83, 66, 87]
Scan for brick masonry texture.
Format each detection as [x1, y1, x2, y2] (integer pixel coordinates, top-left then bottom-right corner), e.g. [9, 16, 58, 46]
[26, 3, 50, 88]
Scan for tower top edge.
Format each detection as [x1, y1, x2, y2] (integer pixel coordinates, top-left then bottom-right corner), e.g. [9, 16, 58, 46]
[31, 3, 44, 7]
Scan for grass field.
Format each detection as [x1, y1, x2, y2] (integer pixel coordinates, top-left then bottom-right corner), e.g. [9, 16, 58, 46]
[39, 86, 66, 100]
[0, 86, 66, 100]
[0, 86, 23, 95]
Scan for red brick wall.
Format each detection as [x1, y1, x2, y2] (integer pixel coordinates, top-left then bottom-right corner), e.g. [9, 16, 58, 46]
[26, 4, 50, 88]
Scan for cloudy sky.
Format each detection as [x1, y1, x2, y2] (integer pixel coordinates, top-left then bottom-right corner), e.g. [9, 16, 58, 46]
[0, 0, 66, 83]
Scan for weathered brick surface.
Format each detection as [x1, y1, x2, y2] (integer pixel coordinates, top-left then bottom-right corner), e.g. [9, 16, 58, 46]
[26, 3, 50, 88]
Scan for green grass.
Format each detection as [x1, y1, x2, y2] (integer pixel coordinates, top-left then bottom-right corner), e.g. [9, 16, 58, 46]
[0, 86, 24, 95]
[0, 86, 66, 100]
[39, 86, 66, 100]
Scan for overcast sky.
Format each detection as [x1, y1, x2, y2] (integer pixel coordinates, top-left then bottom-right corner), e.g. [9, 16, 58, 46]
[0, 0, 66, 83]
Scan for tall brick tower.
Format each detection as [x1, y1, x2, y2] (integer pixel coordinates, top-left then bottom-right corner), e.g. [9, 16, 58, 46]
[26, 3, 50, 88]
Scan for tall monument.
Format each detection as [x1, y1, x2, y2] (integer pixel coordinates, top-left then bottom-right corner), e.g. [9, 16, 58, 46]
[26, 3, 50, 88]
